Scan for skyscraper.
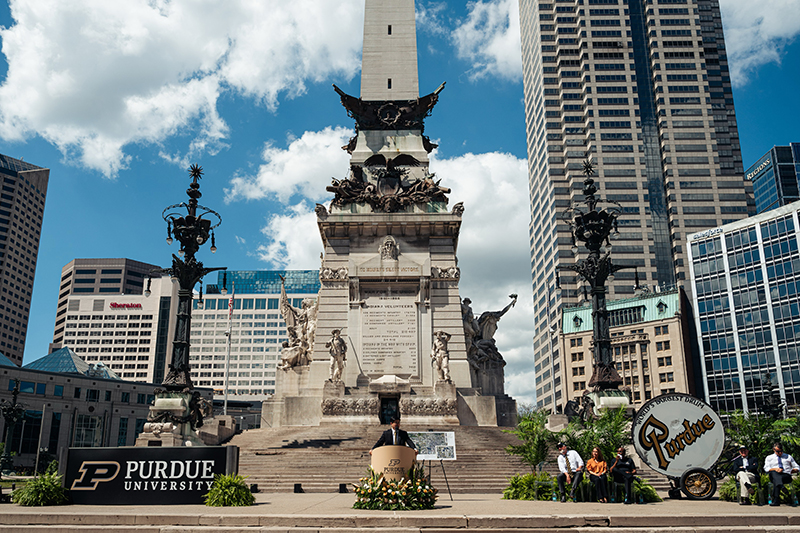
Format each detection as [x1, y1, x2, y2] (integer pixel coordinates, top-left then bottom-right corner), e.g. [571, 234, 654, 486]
[746, 143, 800, 214]
[0, 154, 49, 365]
[519, 0, 754, 410]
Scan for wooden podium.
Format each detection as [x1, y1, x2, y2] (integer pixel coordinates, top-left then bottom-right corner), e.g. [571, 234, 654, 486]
[371, 445, 417, 481]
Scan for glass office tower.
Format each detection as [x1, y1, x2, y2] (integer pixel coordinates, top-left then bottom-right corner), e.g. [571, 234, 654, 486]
[519, 0, 754, 410]
[688, 202, 800, 412]
[746, 143, 800, 214]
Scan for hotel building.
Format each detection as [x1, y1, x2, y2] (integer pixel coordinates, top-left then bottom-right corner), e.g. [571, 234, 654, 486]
[50, 265, 320, 398]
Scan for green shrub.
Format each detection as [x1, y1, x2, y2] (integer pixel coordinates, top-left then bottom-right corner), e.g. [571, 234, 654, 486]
[632, 477, 662, 503]
[353, 465, 437, 510]
[45, 460, 59, 476]
[11, 473, 69, 506]
[503, 472, 556, 501]
[203, 473, 254, 507]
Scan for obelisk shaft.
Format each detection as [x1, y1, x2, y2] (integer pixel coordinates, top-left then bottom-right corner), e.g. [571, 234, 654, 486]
[360, 0, 419, 100]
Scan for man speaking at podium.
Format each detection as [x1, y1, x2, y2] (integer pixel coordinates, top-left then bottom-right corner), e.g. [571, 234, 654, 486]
[370, 418, 416, 455]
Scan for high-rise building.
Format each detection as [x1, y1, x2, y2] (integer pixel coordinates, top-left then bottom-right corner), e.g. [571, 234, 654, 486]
[688, 202, 800, 413]
[746, 143, 800, 214]
[50, 258, 161, 352]
[48, 266, 320, 397]
[0, 154, 49, 365]
[519, 0, 754, 410]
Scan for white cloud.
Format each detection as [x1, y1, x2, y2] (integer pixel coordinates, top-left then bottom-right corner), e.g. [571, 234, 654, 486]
[451, 0, 522, 81]
[257, 201, 323, 269]
[243, 128, 535, 401]
[225, 126, 352, 203]
[0, 0, 363, 176]
[720, 0, 800, 85]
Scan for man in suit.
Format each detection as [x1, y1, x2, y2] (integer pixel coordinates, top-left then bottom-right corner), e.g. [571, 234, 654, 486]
[764, 442, 799, 506]
[732, 445, 759, 505]
[370, 418, 416, 454]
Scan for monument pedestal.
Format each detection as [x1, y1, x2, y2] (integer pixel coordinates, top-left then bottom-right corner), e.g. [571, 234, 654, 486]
[135, 391, 204, 447]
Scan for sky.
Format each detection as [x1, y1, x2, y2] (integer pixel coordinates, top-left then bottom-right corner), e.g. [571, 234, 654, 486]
[0, 0, 798, 408]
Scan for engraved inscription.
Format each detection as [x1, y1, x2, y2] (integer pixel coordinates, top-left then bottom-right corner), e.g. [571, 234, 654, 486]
[361, 287, 418, 377]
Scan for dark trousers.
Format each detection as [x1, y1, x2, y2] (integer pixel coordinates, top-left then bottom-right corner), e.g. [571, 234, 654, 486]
[557, 470, 583, 498]
[612, 471, 634, 502]
[769, 471, 793, 504]
[589, 473, 608, 501]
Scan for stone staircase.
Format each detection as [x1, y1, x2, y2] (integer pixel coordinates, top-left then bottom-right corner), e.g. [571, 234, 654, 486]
[230, 424, 671, 495]
[232, 424, 533, 493]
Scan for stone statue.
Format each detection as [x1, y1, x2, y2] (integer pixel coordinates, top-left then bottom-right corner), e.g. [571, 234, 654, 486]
[431, 330, 452, 382]
[326, 329, 347, 382]
[461, 298, 480, 347]
[478, 294, 518, 341]
[277, 275, 318, 369]
[462, 294, 519, 397]
[379, 236, 399, 260]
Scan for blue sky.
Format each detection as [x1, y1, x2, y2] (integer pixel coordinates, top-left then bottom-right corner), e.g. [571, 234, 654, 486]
[0, 0, 798, 406]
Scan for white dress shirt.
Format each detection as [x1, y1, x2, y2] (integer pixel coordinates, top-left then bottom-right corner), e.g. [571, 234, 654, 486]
[764, 452, 800, 473]
[557, 450, 585, 474]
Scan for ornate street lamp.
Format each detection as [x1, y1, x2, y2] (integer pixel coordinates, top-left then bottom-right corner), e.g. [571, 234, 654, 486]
[558, 160, 630, 393]
[148, 164, 226, 391]
[1, 378, 24, 474]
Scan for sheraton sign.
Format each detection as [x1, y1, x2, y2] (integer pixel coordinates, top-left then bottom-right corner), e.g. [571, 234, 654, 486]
[110, 302, 143, 309]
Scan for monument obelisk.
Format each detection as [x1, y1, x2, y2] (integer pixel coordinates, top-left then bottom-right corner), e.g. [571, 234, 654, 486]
[262, 0, 516, 427]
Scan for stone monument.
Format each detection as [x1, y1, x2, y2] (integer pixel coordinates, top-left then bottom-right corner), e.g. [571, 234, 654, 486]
[262, 0, 516, 427]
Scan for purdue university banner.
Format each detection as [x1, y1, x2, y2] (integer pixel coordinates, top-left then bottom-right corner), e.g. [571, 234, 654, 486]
[65, 446, 238, 504]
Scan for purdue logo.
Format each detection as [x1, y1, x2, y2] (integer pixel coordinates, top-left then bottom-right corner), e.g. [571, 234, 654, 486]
[388, 459, 401, 466]
[71, 461, 121, 490]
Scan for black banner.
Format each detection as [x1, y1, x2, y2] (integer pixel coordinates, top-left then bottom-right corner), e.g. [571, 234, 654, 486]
[65, 446, 233, 505]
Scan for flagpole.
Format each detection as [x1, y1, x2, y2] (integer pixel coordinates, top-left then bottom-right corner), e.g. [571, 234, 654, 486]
[223, 282, 234, 416]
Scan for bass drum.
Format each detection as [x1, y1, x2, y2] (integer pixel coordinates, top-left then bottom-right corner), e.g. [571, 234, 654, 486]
[680, 467, 717, 500]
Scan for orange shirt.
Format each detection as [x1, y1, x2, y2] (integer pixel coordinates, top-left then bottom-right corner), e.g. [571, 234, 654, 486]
[586, 458, 607, 476]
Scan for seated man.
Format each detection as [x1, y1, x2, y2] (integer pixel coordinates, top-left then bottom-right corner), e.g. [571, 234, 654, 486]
[369, 418, 416, 455]
[609, 447, 637, 504]
[732, 445, 759, 505]
[764, 442, 799, 506]
[556, 442, 584, 502]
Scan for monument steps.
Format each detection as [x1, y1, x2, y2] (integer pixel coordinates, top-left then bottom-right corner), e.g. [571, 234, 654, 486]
[232, 425, 531, 493]
[3, 510, 800, 533]
[230, 425, 671, 494]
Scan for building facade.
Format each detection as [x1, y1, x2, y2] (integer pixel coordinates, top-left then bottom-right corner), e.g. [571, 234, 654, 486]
[189, 270, 319, 398]
[688, 201, 800, 413]
[50, 258, 161, 352]
[0, 352, 216, 469]
[0, 154, 49, 365]
[519, 0, 754, 409]
[746, 143, 800, 214]
[48, 266, 320, 398]
[556, 288, 697, 410]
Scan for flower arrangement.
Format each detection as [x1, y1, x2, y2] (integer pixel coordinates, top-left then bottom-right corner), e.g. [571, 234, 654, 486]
[353, 464, 438, 510]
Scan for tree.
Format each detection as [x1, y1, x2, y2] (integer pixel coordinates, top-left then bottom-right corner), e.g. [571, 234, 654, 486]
[504, 409, 551, 471]
[725, 410, 799, 461]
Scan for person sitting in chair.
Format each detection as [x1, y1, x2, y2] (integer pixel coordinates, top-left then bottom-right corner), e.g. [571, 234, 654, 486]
[609, 446, 637, 504]
[556, 442, 584, 502]
[764, 442, 799, 506]
[732, 445, 759, 505]
[369, 418, 416, 455]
